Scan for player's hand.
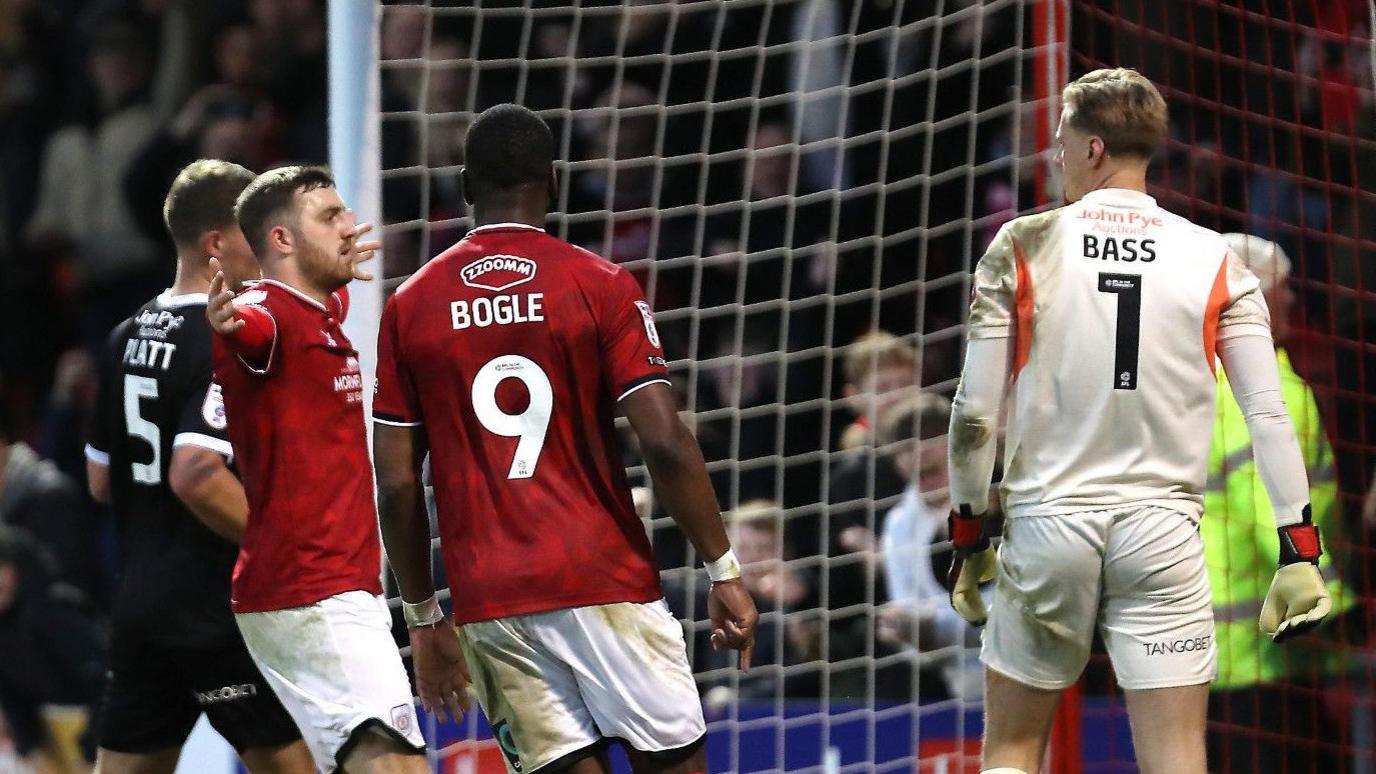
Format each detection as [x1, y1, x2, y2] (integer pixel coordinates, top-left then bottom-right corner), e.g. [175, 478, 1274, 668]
[708, 579, 759, 672]
[946, 506, 996, 626]
[207, 257, 245, 336]
[409, 622, 472, 723]
[342, 222, 381, 281]
[1260, 512, 1332, 643]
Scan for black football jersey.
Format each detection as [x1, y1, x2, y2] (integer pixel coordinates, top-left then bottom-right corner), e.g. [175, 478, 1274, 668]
[87, 291, 239, 645]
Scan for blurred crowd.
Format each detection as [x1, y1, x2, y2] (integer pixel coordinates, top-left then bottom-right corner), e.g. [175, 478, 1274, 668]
[0, 0, 1374, 771]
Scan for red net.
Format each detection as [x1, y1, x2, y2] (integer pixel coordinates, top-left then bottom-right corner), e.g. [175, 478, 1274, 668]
[1067, 1, 1376, 771]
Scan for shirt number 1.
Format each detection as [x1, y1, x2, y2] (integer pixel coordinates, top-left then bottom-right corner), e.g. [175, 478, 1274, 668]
[1098, 273, 1141, 390]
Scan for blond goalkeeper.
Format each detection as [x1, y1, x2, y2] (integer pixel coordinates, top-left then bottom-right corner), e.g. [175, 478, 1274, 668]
[944, 68, 1331, 774]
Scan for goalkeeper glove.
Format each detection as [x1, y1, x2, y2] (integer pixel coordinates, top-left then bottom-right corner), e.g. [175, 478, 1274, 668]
[1259, 505, 1332, 643]
[946, 505, 997, 626]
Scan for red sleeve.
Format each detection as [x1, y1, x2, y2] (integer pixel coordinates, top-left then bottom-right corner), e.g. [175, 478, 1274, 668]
[221, 303, 278, 375]
[372, 294, 422, 426]
[597, 268, 670, 401]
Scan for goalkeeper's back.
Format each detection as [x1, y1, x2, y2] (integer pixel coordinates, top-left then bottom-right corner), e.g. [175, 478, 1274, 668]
[968, 188, 1268, 519]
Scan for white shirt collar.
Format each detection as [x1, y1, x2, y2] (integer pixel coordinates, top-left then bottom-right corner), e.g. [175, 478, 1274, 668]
[465, 222, 547, 237]
[1078, 188, 1157, 209]
[157, 289, 209, 307]
[256, 279, 328, 312]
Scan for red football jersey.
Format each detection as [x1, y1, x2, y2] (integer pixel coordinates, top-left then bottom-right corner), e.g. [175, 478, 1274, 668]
[212, 279, 382, 613]
[374, 223, 668, 624]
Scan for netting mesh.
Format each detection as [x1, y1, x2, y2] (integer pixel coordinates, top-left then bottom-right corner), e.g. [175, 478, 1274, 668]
[378, 1, 1053, 770]
[371, 0, 1374, 771]
[1072, 2, 1376, 772]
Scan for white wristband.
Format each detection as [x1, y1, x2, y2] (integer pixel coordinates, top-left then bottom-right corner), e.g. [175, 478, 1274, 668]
[704, 549, 741, 582]
[402, 594, 444, 627]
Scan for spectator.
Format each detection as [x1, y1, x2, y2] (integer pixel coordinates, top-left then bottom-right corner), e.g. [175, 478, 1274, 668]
[700, 122, 832, 344]
[248, 0, 327, 162]
[838, 330, 921, 452]
[875, 392, 983, 701]
[25, 22, 162, 348]
[1205, 233, 1357, 774]
[124, 20, 284, 253]
[36, 349, 100, 482]
[0, 385, 102, 604]
[0, 525, 106, 773]
[697, 332, 781, 506]
[569, 82, 663, 257]
[665, 500, 817, 702]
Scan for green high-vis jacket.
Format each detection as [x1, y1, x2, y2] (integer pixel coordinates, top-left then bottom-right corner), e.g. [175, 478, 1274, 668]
[1205, 348, 1353, 689]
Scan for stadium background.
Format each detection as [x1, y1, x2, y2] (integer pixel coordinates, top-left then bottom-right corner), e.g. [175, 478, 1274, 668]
[0, 0, 1372, 772]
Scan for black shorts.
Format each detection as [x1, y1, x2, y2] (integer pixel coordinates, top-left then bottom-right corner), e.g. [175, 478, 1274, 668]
[98, 629, 301, 754]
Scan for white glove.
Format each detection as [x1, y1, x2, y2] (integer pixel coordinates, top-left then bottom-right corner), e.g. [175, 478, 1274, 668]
[946, 507, 997, 626]
[949, 545, 997, 626]
[1260, 510, 1332, 643]
[1260, 562, 1331, 642]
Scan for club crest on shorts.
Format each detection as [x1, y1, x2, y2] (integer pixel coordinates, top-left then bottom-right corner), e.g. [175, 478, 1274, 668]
[390, 704, 413, 734]
[461, 254, 537, 292]
[634, 300, 661, 349]
[493, 719, 522, 771]
[202, 383, 227, 430]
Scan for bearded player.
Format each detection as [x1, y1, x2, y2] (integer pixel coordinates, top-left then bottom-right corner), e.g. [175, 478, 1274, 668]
[205, 166, 428, 774]
[944, 69, 1331, 774]
[86, 160, 312, 774]
[372, 104, 758, 774]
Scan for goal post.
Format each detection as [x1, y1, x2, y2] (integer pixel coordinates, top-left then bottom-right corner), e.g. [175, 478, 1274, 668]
[329, 0, 384, 421]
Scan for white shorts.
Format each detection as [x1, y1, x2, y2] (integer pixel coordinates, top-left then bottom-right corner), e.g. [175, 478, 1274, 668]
[235, 590, 425, 772]
[983, 505, 1217, 691]
[457, 600, 706, 774]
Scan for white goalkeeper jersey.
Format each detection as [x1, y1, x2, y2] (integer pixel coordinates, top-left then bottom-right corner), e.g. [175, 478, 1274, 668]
[966, 188, 1270, 520]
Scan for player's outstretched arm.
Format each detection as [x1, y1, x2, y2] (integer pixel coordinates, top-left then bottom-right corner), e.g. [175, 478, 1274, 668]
[1218, 333, 1331, 642]
[168, 446, 247, 542]
[374, 422, 472, 721]
[207, 257, 275, 369]
[945, 336, 1010, 626]
[621, 382, 759, 671]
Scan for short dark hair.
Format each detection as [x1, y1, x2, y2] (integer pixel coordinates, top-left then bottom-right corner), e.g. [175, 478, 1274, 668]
[234, 165, 335, 258]
[163, 160, 255, 249]
[462, 104, 554, 199]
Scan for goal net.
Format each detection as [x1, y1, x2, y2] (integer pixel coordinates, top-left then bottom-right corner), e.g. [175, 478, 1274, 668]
[1069, 2, 1376, 772]
[364, 0, 1375, 771]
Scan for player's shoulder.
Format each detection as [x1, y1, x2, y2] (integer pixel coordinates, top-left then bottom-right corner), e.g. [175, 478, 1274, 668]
[981, 208, 1062, 269]
[397, 228, 621, 299]
[1001, 208, 1063, 251]
[234, 281, 276, 311]
[1004, 207, 1064, 237]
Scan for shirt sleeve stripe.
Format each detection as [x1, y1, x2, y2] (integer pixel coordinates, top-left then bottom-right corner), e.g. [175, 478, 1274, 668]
[84, 444, 110, 466]
[374, 414, 423, 427]
[617, 377, 671, 402]
[172, 432, 234, 462]
[236, 304, 278, 376]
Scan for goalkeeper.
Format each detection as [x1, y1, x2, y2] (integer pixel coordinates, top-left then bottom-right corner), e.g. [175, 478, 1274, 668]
[944, 68, 1330, 774]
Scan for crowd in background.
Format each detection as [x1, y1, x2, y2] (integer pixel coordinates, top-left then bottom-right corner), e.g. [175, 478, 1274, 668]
[0, 0, 1374, 771]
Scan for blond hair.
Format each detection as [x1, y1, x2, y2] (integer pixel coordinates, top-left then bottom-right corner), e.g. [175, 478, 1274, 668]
[726, 500, 782, 532]
[879, 392, 952, 447]
[842, 331, 918, 387]
[1062, 68, 1168, 160]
